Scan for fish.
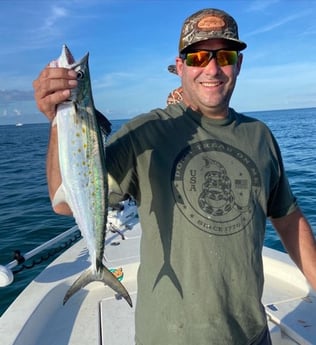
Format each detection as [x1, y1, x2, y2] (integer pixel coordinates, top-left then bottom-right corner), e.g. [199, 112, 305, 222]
[49, 45, 132, 307]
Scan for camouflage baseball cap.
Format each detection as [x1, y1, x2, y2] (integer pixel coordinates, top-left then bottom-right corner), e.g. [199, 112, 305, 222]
[179, 8, 247, 53]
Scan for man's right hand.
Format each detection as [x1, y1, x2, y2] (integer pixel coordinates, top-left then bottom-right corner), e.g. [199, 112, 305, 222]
[32, 67, 78, 122]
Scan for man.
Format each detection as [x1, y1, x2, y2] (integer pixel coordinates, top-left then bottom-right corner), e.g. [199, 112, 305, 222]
[33, 8, 316, 345]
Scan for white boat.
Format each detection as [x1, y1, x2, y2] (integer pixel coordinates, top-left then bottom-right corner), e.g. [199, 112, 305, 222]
[15, 122, 23, 127]
[0, 201, 315, 345]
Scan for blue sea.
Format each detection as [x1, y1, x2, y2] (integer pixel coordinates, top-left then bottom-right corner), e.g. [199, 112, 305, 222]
[0, 109, 315, 316]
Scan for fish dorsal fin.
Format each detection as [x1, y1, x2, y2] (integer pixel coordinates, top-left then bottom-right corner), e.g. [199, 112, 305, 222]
[95, 109, 111, 136]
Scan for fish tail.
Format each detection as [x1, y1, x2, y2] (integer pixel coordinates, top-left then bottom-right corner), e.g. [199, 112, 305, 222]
[98, 265, 133, 307]
[63, 266, 133, 307]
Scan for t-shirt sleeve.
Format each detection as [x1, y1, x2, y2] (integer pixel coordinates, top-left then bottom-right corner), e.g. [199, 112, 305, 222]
[267, 134, 298, 218]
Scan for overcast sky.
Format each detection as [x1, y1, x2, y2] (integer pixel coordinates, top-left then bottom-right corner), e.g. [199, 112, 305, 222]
[1, 0, 316, 124]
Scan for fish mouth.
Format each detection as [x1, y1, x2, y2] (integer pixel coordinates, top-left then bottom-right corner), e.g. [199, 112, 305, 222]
[62, 44, 76, 65]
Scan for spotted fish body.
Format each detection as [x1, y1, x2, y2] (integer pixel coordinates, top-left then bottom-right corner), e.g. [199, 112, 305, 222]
[50, 45, 132, 307]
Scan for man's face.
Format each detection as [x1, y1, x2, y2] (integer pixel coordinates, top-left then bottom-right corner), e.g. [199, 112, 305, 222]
[176, 39, 243, 119]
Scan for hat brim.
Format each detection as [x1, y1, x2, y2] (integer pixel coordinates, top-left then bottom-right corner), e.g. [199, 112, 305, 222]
[180, 37, 247, 53]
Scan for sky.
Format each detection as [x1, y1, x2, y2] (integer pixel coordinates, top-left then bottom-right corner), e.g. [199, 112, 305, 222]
[1, 0, 316, 124]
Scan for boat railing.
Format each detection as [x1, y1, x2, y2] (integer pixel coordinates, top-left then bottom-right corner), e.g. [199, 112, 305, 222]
[0, 225, 80, 287]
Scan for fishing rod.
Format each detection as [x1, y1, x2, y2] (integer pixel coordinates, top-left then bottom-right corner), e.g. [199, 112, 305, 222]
[0, 225, 79, 287]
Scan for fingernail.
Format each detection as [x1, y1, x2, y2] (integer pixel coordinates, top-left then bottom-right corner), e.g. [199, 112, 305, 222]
[68, 79, 78, 86]
[68, 70, 77, 78]
[62, 89, 71, 97]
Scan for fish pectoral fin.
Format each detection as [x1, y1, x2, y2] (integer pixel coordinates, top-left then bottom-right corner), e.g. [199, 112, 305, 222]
[63, 266, 133, 308]
[95, 108, 111, 136]
[52, 184, 67, 208]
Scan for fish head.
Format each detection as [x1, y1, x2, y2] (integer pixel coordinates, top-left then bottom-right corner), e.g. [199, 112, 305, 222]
[50, 45, 91, 104]
[70, 52, 90, 104]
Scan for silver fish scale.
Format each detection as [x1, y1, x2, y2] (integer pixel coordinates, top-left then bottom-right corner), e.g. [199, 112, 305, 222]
[53, 45, 132, 307]
[57, 101, 107, 269]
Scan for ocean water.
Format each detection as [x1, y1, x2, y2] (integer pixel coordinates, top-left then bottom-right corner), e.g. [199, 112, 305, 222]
[0, 109, 315, 316]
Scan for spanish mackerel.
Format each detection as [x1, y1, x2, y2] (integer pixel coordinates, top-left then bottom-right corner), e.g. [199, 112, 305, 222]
[49, 45, 132, 307]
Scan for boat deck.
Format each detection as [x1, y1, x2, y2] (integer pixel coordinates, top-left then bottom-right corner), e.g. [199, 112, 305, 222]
[0, 220, 141, 345]
[0, 221, 315, 345]
[262, 247, 316, 344]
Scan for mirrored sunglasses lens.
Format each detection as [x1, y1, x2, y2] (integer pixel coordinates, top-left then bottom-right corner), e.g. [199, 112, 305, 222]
[186, 51, 210, 67]
[216, 51, 238, 66]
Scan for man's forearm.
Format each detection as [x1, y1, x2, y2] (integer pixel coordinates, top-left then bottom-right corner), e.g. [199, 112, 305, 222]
[272, 209, 316, 290]
[46, 125, 72, 215]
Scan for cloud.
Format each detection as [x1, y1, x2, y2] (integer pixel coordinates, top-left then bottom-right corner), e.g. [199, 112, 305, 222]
[245, 12, 309, 37]
[94, 72, 135, 89]
[233, 61, 316, 111]
[42, 6, 68, 32]
[0, 90, 34, 105]
[27, 5, 70, 48]
[246, 0, 280, 12]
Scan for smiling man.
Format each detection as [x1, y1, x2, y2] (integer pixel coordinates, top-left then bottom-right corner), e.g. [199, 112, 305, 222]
[33, 8, 316, 345]
[176, 9, 245, 119]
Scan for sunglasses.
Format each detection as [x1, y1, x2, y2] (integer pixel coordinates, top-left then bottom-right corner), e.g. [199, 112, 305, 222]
[180, 49, 239, 67]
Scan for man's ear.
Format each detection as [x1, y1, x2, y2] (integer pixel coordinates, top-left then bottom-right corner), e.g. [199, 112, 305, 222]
[175, 57, 184, 77]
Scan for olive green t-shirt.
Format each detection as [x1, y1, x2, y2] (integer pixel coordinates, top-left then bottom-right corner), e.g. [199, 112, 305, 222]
[106, 103, 297, 345]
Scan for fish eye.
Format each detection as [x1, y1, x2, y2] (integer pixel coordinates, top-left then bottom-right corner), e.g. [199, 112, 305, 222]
[77, 70, 85, 80]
